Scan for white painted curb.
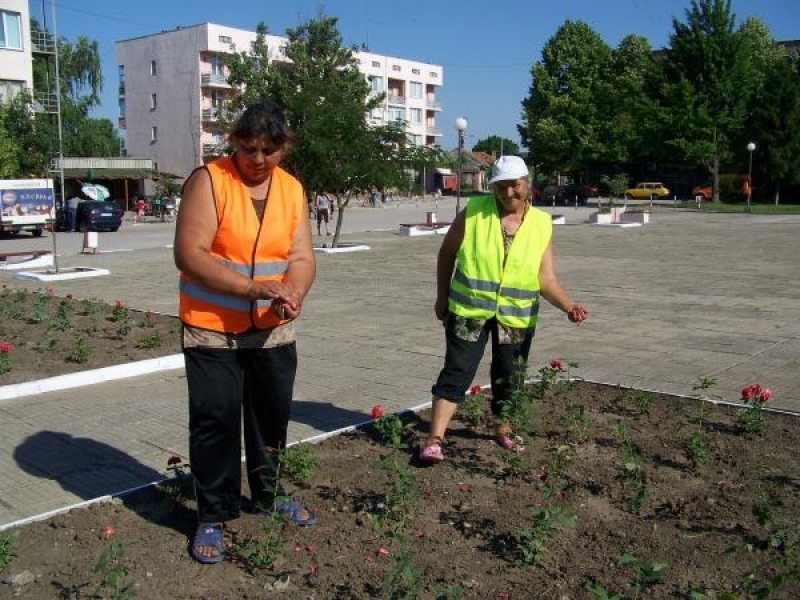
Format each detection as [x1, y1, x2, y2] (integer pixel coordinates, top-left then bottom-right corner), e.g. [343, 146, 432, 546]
[0, 353, 185, 402]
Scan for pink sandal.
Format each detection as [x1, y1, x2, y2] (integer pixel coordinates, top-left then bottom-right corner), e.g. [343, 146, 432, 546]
[496, 433, 525, 452]
[419, 438, 444, 463]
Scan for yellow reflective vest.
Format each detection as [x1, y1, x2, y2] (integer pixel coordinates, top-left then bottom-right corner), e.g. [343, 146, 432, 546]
[179, 156, 303, 333]
[448, 196, 552, 329]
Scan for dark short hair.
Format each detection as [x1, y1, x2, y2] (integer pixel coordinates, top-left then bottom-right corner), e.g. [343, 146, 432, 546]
[229, 99, 293, 148]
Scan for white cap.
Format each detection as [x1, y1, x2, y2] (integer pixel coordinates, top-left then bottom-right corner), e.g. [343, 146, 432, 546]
[489, 155, 530, 184]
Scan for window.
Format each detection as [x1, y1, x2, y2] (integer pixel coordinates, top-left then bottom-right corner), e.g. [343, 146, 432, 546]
[118, 65, 125, 81]
[429, 71, 438, 78]
[118, 98, 126, 117]
[410, 108, 422, 124]
[210, 90, 223, 107]
[210, 55, 224, 76]
[388, 107, 404, 122]
[369, 76, 383, 93]
[371, 60, 380, 68]
[409, 134, 423, 146]
[150, 93, 157, 110]
[0, 10, 23, 49]
[150, 60, 157, 76]
[392, 64, 401, 72]
[412, 68, 420, 75]
[409, 82, 422, 99]
[218, 35, 232, 44]
[0, 80, 24, 103]
[151, 126, 158, 142]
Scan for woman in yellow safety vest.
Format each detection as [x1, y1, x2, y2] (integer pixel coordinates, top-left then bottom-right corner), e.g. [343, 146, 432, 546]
[174, 100, 317, 564]
[419, 155, 587, 463]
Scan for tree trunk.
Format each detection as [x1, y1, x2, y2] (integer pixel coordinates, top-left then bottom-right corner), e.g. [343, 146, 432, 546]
[711, 127, 721, 203]
[332, 194, 349, 248]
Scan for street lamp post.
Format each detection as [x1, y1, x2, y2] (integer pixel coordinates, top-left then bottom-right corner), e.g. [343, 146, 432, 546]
[746, 142, 756, 213]
[454, 117, 467, 216]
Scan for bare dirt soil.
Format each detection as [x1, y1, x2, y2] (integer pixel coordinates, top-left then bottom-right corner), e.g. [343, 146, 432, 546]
[1, 292, 798, 599]
[0, 286, 181, 385]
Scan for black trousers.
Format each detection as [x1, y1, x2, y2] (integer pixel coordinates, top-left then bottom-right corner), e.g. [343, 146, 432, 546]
[432, 316, 534, 416]
[184, 343, 297, 523]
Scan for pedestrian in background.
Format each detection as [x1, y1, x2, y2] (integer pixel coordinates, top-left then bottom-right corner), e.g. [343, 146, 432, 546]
[419, 155, 588, 463]
[174, 98, 317, 564]
[315, 191, 331, 236]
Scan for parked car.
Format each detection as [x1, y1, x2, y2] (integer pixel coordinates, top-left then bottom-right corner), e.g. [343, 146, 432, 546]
[76, 200, 124, 232]
[692, 175, 750, 202]
[623, 182, 671, 200]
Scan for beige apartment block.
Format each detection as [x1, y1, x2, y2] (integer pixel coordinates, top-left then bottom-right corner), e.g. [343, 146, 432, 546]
[116, 23, 444, 183]
[0, 0, 33, 102]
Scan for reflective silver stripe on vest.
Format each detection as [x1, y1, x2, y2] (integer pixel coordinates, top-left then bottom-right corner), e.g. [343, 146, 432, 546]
[498, 302, 540, 318]
[499, 287, 540, 301]
[453, 269, 499, 293]
[217, 257, 288, 278]
[450, 288, 497, 312]
[180, 280, 250, 311]
[254, 261, 288, 277]
[218, 258, 250, 275]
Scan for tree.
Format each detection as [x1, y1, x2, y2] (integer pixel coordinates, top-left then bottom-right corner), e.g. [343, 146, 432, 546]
[29, 20, 122, 160]
[226, 13, 409, 246]
[660, 0, 764, 201]
[472, 135, 519, 157]
[747, 54, 800, 203]
[518, 21, 613, 176]
[0, 91, 50, 177]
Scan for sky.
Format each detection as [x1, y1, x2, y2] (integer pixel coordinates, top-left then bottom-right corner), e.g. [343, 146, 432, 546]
[31, 0, 799, 151]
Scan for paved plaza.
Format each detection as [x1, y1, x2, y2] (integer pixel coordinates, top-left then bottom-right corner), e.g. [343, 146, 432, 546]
[1, 199, 799, 529]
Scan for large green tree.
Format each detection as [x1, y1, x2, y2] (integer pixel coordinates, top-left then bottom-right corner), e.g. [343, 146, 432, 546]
[226, 14, 410, 246]
[746, 54, 800, 203]
[660, 0, 765, 201]
[518, 21, 613, 176]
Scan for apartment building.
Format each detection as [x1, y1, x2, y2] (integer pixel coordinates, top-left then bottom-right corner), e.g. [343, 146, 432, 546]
[0, 0, 33, 102]
[117, 23, 444, 181]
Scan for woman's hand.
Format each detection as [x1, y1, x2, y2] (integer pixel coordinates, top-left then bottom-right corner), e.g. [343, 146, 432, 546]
[566, 304, 587, 325]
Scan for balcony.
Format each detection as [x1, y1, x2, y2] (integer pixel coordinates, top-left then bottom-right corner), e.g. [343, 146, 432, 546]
[118, 117, 126, 130]
[30, 31, 55, 54]
[426, 126, 442, 136]
[425, 99, 442, 110]
[34, 92, 58, 114]
[201, 73, 229, 87]
[202, 108, 220, 122]
[118, 82, 125, 96]
[387, 95, 406, 106]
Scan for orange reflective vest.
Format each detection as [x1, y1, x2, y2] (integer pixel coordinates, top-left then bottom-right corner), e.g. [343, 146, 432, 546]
[179, 156, 304, 333]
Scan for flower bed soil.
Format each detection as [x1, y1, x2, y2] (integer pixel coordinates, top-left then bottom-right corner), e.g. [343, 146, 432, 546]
[2, 380, 799, 599]
[0, 288, 182, 385]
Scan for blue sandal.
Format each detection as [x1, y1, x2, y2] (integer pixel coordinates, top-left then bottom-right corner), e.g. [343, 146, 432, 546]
[190, 523, 226, 564]
[275, 499, 317, 526]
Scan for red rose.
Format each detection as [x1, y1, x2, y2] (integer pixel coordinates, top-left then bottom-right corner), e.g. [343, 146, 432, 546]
[758, 388, 772, 403]
[167, 455, 182, 466]
[371, 405, 384, 419]
[550, 360, 563, 370]
[470, 385, 483, 394]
